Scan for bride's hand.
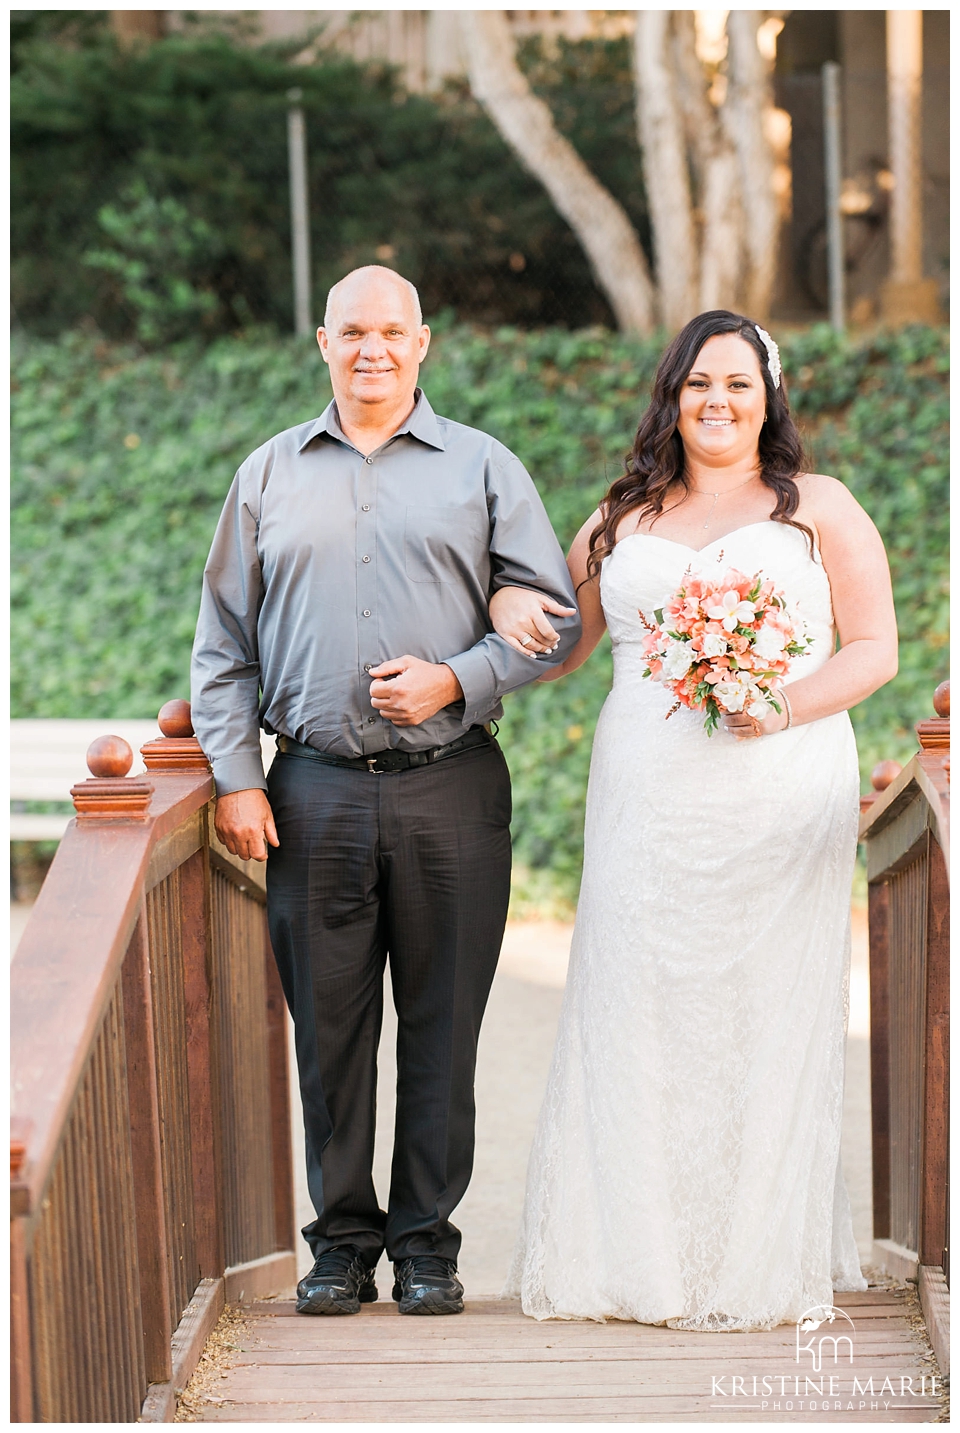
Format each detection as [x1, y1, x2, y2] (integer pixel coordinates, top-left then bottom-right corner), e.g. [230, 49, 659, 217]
[721, 702, 790, 740]
[489, 585, 577, 657]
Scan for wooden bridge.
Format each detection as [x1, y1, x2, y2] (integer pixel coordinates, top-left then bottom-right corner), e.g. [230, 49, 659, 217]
[10, 689, 950, 1423]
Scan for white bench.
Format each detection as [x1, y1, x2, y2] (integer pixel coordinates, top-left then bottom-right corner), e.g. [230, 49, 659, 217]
[11, 720, 276, 840]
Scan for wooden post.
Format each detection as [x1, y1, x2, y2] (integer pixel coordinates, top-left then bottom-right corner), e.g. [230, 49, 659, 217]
[142, 702, 222, 1277]
[264, 919, 296, 1254]
[868, 878, 892, 1241]
[881, 11, 940, 323]
[120, 915, 174, 1385]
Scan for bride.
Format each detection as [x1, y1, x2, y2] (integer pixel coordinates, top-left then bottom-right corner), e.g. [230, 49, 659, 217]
[489, 310, 898, 1330]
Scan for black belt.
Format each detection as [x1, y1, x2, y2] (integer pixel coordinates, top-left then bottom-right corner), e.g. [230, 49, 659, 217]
[276, 726, 492, 774]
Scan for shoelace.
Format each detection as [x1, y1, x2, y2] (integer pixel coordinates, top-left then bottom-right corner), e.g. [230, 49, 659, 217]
[399, 1255, 455, 1280]
[308, 1246, 360, 1278]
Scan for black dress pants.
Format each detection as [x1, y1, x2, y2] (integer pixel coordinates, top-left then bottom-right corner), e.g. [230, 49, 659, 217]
[266, 737, 512, 1268]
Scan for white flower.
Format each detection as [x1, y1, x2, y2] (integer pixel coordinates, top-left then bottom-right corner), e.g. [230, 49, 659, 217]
[753, 624, 787, 661]
[662, 639, 696, 680]
[747, 697, 770, 720]
[712, 679, 748, 712]
[701, 632, 728, 659]
[706, 589, 756, 632]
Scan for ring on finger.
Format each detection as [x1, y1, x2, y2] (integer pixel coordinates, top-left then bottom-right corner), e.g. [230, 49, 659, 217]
[520, 633, 534, 647]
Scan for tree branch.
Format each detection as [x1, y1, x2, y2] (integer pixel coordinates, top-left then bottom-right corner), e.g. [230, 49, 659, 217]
[461, 10, 655, 335]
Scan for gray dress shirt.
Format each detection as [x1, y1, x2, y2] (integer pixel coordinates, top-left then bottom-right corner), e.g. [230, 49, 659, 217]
[191, 389, 581, 794]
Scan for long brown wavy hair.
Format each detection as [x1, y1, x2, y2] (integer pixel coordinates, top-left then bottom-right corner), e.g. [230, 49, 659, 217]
[586, 310, 811, 581]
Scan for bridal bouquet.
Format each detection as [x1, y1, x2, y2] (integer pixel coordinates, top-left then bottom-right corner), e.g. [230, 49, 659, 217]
[640, 568, 809, 734]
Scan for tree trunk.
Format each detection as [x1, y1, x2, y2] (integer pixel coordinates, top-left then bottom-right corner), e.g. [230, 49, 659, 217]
[110, 12, 165, 47]
[671, 11, 745, 313]
[724, 11, 778, 320]
[633, 11, 699, 331]
[461, 10, 655, 335]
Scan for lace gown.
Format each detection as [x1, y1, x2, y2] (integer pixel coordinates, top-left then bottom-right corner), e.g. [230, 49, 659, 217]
[506, 521, 867, 1329]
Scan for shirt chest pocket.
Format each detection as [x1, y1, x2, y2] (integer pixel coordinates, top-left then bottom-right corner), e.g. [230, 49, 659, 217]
[404, 504, 488, 584]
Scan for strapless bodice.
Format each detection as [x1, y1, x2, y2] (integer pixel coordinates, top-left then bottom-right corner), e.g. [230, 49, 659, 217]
[600, 521, 835, 685]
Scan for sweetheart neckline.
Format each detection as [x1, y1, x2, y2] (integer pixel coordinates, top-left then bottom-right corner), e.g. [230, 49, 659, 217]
[614, 520, 781, 557]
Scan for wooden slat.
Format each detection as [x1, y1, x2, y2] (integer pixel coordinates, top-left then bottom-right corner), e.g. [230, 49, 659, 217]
[264, 920, 296, 1256]
[120, 911, 174, 1385]
[146, 869, 200, 1327]
[869, 879, 892, 1240]
[208, 870, 276, 1269]
[9, 1213, 33, 1421]
[180, 846, 223, 1279]
[919, 837, 949, 1266]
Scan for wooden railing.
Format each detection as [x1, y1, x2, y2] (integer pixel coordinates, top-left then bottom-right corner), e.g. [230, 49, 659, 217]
[859, 680, 949, 1374]
[10, 701, 296, 1422]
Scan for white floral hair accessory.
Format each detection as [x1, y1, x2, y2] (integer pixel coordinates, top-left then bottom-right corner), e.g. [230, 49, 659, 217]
[754, 324, 782, 389]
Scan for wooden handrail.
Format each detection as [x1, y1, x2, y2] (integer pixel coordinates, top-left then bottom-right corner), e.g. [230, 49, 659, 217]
[859, 680, 949, 1376]
[11, 768, 213, 1217]
[10, 703, 296, 1422]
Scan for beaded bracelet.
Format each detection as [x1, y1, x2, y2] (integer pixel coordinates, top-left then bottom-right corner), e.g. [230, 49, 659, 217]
[781, 688, 794, 729]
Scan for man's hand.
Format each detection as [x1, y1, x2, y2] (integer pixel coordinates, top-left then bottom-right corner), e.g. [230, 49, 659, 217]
[214, 788, 280, 862]
[368, 656, 464, 727]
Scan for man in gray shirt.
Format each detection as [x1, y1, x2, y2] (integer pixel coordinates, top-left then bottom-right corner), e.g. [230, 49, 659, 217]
[192, 265, 579, 1317]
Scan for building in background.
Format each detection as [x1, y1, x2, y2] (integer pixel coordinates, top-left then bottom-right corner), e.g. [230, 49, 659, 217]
[774, 9, 947, 322]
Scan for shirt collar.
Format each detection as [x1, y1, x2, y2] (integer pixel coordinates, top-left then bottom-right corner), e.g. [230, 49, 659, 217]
[298, 388, 445, 454]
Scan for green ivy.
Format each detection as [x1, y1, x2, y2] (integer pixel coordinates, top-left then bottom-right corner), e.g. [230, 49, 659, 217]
[12, 323, 948, 905]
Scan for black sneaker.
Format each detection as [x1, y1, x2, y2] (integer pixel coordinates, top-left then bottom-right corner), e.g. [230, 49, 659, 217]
[392, 1255, 464, 1315]
[296, 1245, 378, 1315]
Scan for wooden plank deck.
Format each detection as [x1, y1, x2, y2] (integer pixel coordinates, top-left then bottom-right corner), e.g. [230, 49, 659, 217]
[180, 1288, 944, 1423]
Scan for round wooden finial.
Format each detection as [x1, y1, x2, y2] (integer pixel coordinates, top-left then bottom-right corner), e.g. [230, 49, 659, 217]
[157, 699, 194, 738]
[87, 735, 134, 778]
[871, 759, 902, 792]
[933, 680, 950, 719]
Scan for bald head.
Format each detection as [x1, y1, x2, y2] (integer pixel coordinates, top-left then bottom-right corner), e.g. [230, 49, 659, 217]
[324, 265, 422, 330]
[317, 265, 431, 432]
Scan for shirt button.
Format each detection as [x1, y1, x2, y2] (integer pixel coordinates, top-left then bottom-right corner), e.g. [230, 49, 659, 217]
[362, 555, 371, 563]
[362, 609, 371, 617]
[365, 457, 373, 465]
[364, 663, 373, 672]
[361, 504, 370, 512]
[367, 717, 376, 725]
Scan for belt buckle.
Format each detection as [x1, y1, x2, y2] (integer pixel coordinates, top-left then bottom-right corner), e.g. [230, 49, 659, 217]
[366, 756, 382, 774]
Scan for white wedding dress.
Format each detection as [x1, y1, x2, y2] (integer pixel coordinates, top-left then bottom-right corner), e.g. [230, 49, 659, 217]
[506, 520, 867, 1329]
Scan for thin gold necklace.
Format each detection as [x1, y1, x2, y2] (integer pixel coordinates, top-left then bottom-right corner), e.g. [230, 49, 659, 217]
[686, 473, 758, 530]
